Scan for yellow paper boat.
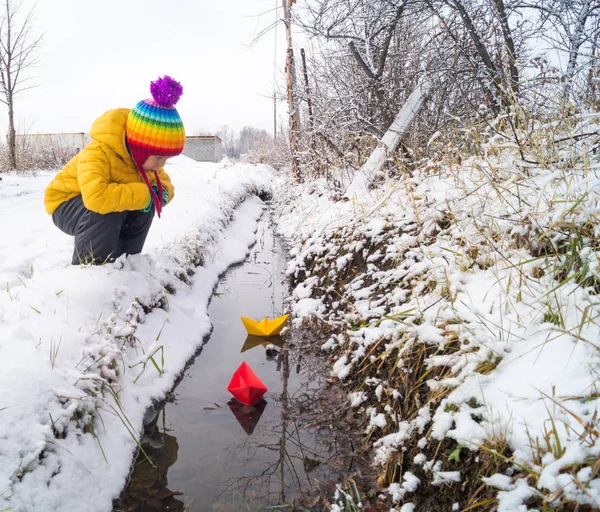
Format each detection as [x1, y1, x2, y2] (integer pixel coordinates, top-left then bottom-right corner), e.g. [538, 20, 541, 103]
[240, 314, 289, 337]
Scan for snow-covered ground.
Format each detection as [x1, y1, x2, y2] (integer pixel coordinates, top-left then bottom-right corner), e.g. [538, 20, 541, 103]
[0, 156, 278, 511]
[2, 123, 599, 512]
[274, 122, 600, 511]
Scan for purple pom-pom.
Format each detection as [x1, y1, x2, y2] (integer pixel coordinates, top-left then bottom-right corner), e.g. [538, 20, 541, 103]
[150, 76, 183, 108]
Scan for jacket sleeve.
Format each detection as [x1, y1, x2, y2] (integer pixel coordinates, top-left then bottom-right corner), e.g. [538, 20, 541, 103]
[77, 150, 150, 214]
[156, 168, 175, 204]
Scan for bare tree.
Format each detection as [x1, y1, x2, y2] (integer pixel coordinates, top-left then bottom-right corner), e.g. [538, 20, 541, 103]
[294, 0, 483, 181]
[519, 0, 600, 101]
[216, 125, 270, 159]
[0, 0, 42, 170]
[423, 0, 527, 113]
[291, 0, 600, 181]
[299, 0, 413, 131]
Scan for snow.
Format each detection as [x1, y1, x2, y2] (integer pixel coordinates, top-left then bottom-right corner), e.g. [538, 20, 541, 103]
[496, 479, 540, 512]
[0, 157, 278, 511]
[349, 391, 368, 407]
[388, 472, 420, 503]
[373, 421, 413, 466]
[4, 111, 600, 510]
[273, 113, 600, 509]
[402, 472, 420, 492]
[291, 298, 323, 323]
[413, 453, 427, 465]
[432, 470, 461, 485]
[369, 412, 387, 429]
[483, 473, 516, 491]
[332, 354, 352, 381]
[412, 324, 445, 344]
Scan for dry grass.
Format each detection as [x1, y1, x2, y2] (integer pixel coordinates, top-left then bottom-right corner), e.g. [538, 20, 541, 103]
[284, 111, 600, 510]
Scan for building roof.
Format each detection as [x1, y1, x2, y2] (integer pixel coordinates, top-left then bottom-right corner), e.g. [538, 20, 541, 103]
[185, 135, 222, 141]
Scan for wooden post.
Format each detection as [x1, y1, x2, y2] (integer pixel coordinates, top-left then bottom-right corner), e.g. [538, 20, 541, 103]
[283, 0, 300, 180]
[300, 48, 315, 147]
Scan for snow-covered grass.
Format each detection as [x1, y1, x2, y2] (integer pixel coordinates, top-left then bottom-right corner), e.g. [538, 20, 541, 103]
[274, 114, 600, 510]
[0, 156, 278, 512]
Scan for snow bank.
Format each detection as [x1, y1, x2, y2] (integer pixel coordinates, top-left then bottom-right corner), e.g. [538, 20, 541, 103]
[274, 115, 600, 509]
[0, 158, 279, 511]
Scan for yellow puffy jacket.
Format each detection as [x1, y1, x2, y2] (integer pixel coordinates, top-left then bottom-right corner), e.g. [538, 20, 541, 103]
[44, 108, 175, 215]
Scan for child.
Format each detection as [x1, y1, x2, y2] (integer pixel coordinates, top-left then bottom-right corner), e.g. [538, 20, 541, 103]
[44, 76, 185, 265]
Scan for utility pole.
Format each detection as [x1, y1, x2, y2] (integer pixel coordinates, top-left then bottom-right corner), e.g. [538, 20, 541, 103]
[283, 0, 300, 180]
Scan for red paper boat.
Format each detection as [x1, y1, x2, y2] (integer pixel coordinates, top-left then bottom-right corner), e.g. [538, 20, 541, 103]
[227, 362, 268, 406]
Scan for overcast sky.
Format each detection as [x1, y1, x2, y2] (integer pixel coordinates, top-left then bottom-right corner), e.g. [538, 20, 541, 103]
[6, 0, 289, 137]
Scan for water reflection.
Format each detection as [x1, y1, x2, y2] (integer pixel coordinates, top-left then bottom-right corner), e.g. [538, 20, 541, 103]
[227, 398, 267, 435]
[215, 347, 328, 510]
[241, 335, 284, 353]
[117, 413, 186, 512]
[118, 343, 333, 511]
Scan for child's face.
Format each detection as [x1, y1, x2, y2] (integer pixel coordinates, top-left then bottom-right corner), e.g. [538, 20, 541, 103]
[142, 155, 170, 171]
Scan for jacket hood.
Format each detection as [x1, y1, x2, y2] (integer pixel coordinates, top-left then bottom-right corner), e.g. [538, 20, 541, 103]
[89, 108, 133, 163]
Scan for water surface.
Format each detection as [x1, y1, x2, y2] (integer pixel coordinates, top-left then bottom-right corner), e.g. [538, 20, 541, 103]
[117, 208, 339, 512]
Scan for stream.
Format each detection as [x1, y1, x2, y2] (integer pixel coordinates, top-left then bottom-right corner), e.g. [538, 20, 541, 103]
[115, 205, 355, 512]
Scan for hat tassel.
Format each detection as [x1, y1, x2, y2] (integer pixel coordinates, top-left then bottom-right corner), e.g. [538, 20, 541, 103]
[138, 166, 163, 218]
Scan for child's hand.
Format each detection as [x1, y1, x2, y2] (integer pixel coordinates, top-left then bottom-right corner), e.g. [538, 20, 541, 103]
[151, 185, 169, 206]
[141, 186, 169, 213]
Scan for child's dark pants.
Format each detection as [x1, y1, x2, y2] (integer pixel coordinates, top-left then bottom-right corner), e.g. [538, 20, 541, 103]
[52, 195, 155, 265]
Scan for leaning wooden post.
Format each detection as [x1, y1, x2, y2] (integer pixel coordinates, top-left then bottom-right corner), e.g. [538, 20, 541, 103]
[283, 0, 300, 180]
[345, 79, 433, 199]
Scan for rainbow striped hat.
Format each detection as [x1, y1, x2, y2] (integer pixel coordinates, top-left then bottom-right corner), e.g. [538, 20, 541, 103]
[126, 76, 185, 217]
[126, 76, 185, 161]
